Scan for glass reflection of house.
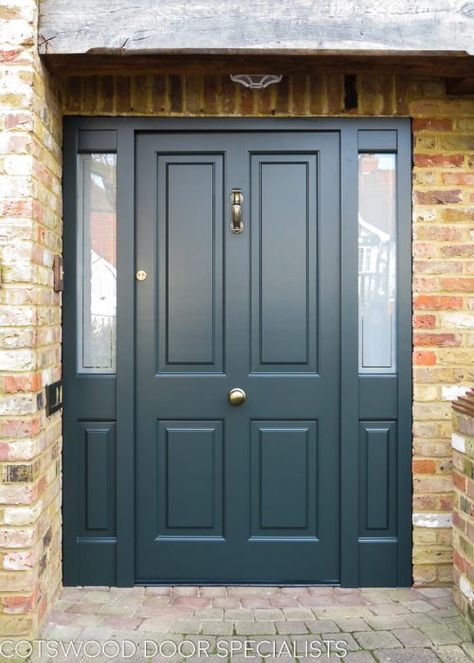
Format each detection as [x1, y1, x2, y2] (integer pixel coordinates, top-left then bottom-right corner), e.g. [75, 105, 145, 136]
[80, 153, 117, 373]
[358, 154, 396, 373]
[89, 248, 117, 370]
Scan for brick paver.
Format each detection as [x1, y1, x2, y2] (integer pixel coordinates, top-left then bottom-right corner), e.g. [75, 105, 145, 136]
[343, 653, 376, 663]
[31, 587, 472, 661]
[391, 628, 432, 647]
[353, 630, 403, 650]
[374, 649, 440, 662]
[433, 645, 473, 662]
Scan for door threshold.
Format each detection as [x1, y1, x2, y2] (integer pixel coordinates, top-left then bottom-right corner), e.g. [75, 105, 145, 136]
[134, 580, 341, 587]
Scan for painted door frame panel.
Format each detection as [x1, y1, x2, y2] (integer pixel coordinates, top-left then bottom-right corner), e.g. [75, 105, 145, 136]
[62, 117, 412, 587]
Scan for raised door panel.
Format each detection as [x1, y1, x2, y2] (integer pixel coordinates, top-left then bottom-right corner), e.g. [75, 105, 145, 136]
[251, 155, 318, 373]
[156, 420, 223, 537]
[78, 421, 116, 536]
[156, 155, 224, 373]
[250, 421, 317, 538]
[359, 421, 397, 535]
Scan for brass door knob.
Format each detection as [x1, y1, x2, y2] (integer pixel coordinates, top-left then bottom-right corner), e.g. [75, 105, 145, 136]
[228, 388, 246, 406]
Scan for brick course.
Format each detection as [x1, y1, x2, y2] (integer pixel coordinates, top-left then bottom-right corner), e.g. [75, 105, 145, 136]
[1, 2, 474, 638]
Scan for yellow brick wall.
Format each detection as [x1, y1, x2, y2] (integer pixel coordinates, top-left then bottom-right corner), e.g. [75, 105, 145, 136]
[60, 72, 474, 587]
[0, 0, 62, 639]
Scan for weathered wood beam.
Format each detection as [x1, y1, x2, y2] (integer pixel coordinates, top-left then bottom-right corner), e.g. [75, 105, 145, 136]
[43, 53, 474, 79]
[39, 0, 474, 56]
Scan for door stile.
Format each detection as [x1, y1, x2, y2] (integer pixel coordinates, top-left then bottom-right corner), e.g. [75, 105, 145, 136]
[396, 126, 413, 586]
[116, 125, 136, 585]
[62, 121, 80, 584]
[340, 125, 360, 587]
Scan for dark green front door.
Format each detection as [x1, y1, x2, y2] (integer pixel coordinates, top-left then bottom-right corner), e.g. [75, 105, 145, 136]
[135, 132, 340, 583]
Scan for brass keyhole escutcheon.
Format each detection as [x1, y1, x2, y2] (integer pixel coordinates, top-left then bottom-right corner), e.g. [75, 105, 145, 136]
[136, 270, 147, 281]
[228, 388, 246, 406]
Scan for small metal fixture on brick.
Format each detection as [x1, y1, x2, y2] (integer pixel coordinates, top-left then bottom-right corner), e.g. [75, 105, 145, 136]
[46, 380, 63, 416]
[230, 74, 283, 89]
[53, 255, 64, 292]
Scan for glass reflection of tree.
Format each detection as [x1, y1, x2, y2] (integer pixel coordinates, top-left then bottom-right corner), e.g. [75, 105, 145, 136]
[91, 154, 117, 209]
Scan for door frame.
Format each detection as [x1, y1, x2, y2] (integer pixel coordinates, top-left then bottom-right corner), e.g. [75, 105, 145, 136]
[62, 117, 412, 587]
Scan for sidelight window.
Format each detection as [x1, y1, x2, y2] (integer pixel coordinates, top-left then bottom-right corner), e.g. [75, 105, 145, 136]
[77, 153, 117, 373]
[358, 153, 397, 373]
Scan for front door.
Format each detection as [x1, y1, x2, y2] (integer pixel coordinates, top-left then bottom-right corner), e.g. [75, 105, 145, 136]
[135, 132, 340, 583]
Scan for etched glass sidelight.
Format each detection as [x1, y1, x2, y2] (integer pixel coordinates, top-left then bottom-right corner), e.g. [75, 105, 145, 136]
[358, 153, 397, 373]
[77, 153, 117, 373]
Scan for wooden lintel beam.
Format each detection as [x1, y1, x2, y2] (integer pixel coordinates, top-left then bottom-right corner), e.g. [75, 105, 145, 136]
[43, 53, 474, 79]
[39, 0, 474, 56]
